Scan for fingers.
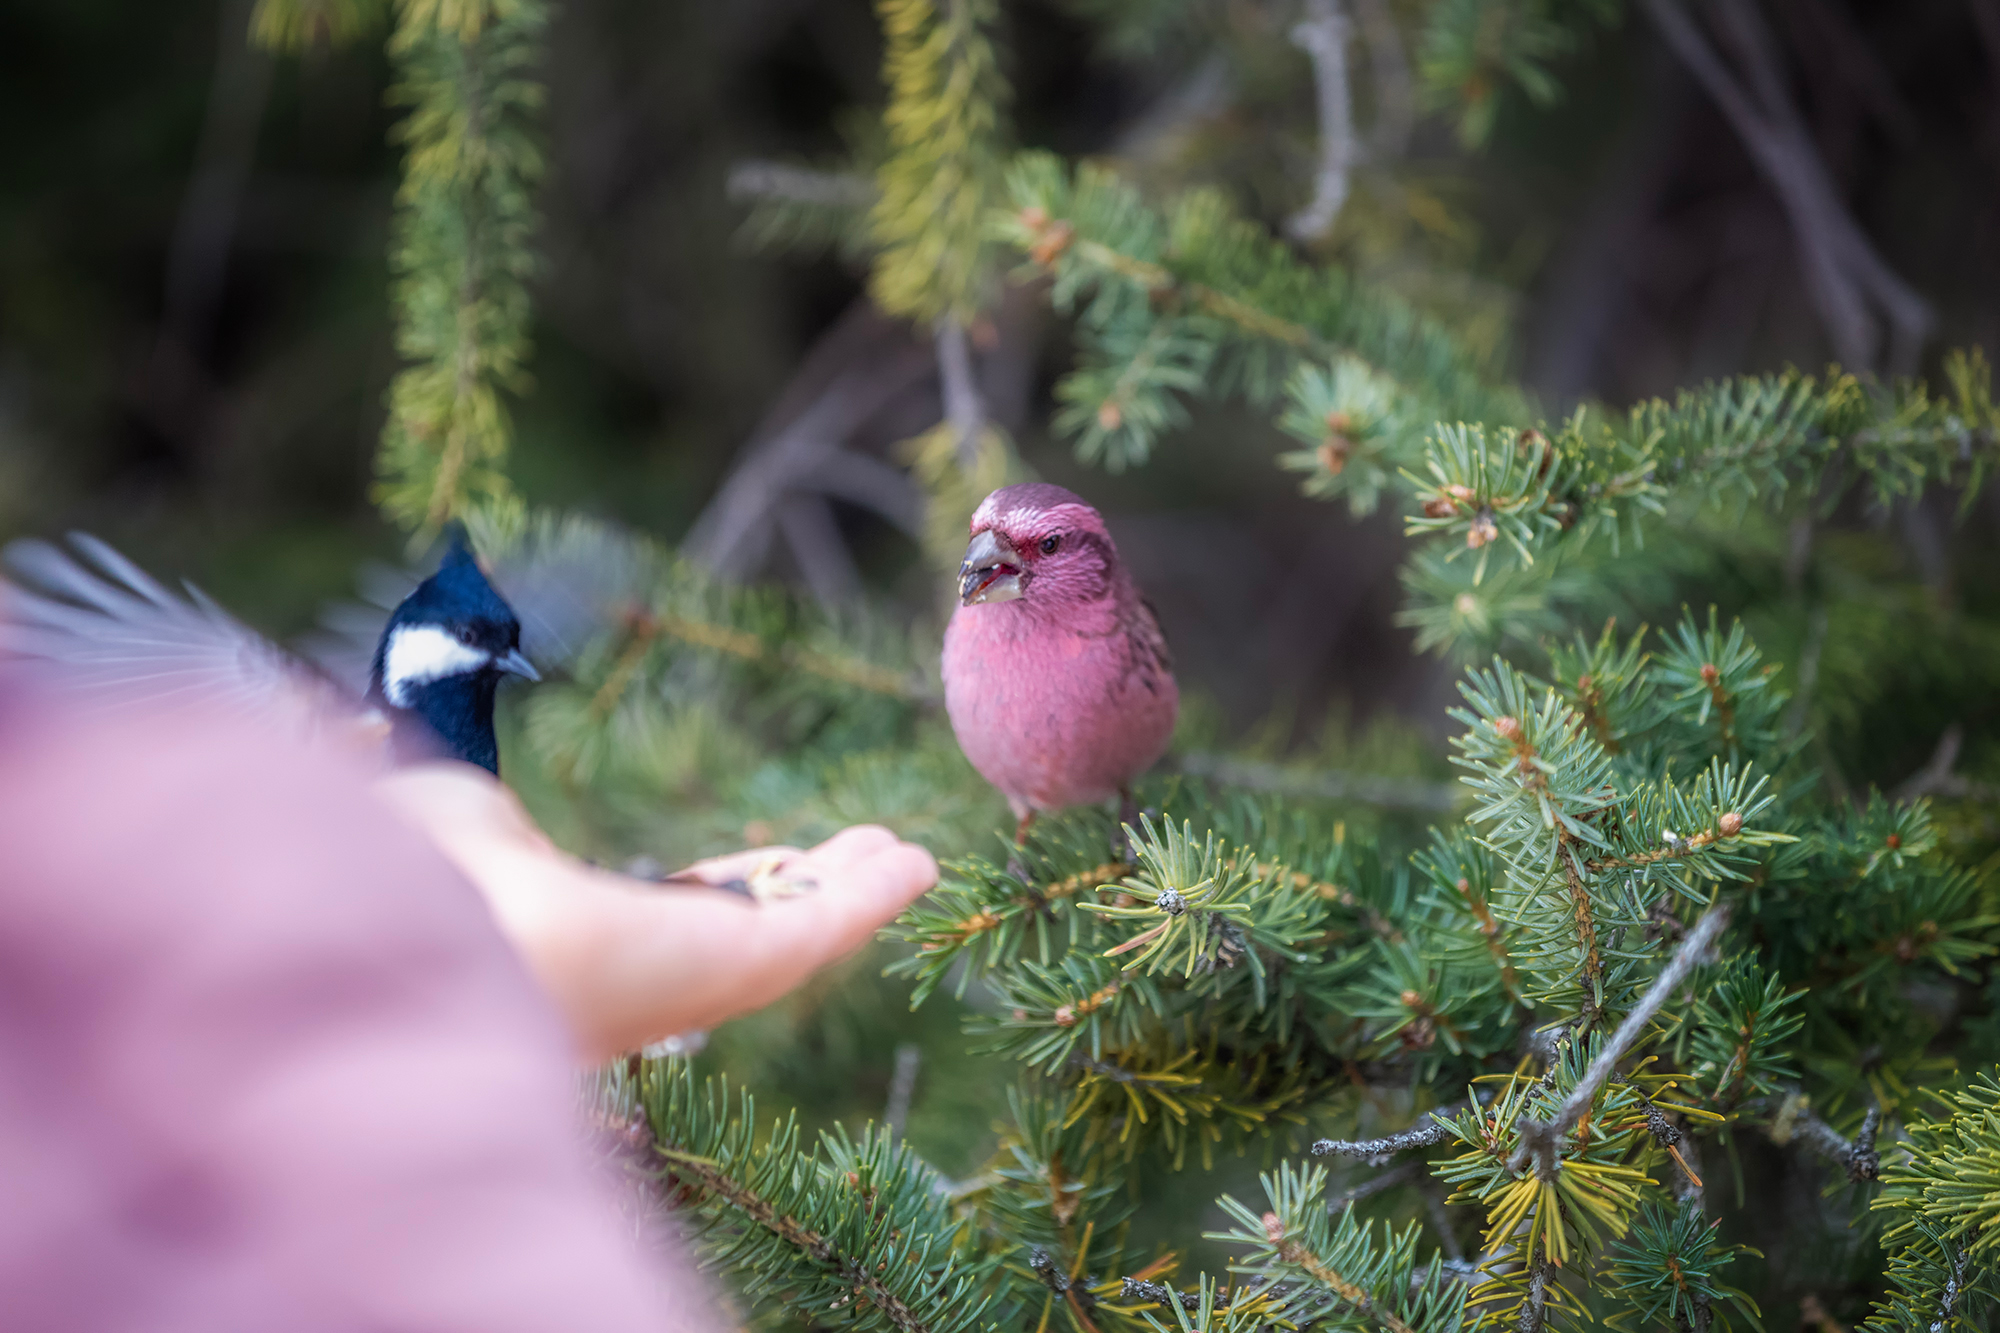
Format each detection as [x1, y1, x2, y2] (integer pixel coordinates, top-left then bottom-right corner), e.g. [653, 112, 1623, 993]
[673, 843, 806, 885]
[800, 824, 902, 873]
[664, 824, 899, 887]
[753, 833, 938, 971]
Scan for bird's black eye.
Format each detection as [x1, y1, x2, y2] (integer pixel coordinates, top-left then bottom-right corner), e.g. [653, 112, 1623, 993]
[1040, 534, 1061, 555]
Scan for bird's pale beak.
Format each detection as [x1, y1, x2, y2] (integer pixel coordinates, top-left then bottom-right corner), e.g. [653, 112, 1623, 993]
[959, 529, 1024, 606]
[494, 647, 541, 681]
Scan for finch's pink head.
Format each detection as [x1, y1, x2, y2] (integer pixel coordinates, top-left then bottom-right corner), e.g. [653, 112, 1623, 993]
[958, 483, 1121, 610]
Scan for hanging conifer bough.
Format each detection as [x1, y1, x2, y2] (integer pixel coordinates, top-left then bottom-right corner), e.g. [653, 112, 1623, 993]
[375, 0, 547, 538]
[295, 0, 2000, 1328]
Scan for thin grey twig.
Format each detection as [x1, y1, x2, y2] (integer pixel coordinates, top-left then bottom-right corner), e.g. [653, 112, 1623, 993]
[776, 495, 861, 606]
[884, 1042, 922, 1137]
[164, 0, 274, 354]
[1784, 601, 1828, 739]
[1511, 907, 1730, 1179]
[1894, 724, 1969, 802]
[1349, 0, 1413, 159]
[1122, 1278, 1204, 1313]
[1177, 751, 1461, 812]
[935, 318, 988, 471]
[1935, 1244, 1968, 1333]
[725, 160, 876, 209]
[1327, 1160, 1419, 1212]
[1419, 1177, 1465, 1263]
[682, 303, 933, 581]
[1642, 0, 1933, 373]
[1517, 1251, 1551, 1333]
[1288, 0, 1357, 240]
[1312, 1115, 1456, 1162]
[1789, 1104, 1882, 1182]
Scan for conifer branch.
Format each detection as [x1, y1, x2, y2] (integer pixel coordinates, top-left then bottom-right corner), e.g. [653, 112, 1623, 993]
[871, 0, 1007, 323]
[628, 1063, 1003, 1333]
[1311, 1103, 1473, 1161]
[250, 0, 385, 50]
[375, 0, 547, 537]
[935, 318, 988, 471]
[655, 1151, 937, 1332]
[1789, 1104, 1883, 1183]
[1511, 907, 1729, 1179]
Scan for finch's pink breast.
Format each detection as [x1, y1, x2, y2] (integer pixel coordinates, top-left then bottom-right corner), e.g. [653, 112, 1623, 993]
[942, 600, 1178, 815]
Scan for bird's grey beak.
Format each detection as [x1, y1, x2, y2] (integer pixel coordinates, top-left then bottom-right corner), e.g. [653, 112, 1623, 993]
[494, 647, 540, 681]
[959, 529, 1023, 606]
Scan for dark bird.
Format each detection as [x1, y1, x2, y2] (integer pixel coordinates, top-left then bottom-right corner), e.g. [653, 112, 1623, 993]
[0, 526, 539, 775]
[940, 483, 1178, 867]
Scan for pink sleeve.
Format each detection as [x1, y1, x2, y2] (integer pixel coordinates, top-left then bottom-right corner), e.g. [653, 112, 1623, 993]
[0, 693, 721, 1332]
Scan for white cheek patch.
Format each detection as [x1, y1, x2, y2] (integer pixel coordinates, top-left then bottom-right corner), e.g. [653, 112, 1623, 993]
[382, 624, 490, 706]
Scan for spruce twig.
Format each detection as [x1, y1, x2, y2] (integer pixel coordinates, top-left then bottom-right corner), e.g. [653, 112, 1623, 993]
[1511, 907, 1730, 1179]
[1311, 1108, 1464, 1161]
[1790, 1104, 1882, 1183]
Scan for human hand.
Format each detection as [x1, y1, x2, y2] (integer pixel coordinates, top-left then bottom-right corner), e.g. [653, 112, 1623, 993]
[372, 764, 938, 1062]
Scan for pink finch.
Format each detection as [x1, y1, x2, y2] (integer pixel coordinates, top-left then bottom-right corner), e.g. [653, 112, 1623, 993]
[941, 484, 1178, 868]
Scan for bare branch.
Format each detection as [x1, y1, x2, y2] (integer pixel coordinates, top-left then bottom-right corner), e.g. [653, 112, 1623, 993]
[1511, 906, 1730, 1178]
[1288, 0, 1358, 241]
[1112, 53, 1233, 164]
[1327, 1160, 1420, 1212]
[1349, 0, 1413, 160]
[725, 160, 876, 210]
[1643, 0, 1933, 373]
[775, 495, 861, 607]
[1787, 1103, 1882, 1182]
[1311, 1096, 1483, 1161]
[804, 449, 926, 538]
[1896, 724, 1966, 802]
[935, 318, 988, 471]
[884, 1041, 922, 1137]
[1312, 1118, 1454, 1162]
[682, 302, 933, 580]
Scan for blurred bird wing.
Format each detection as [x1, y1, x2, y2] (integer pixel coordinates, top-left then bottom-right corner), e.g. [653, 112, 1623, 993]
[0, 533, 356, 736]
[483, 513, 662, 665]
[301, 513, 665, 687]
[1129, 595, 1175, 677]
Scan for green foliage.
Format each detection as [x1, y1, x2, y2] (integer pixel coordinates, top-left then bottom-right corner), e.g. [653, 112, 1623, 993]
[1863, 1218, 1993, 1333]
[1681, 958, 1803, 1109]
[870, 0, 1009, 323]
[997, 153, 1520, 471]
[249, 0, 387, 50]
[623, 1061, 1006, 1330]
[1877, 1076, 2000, 1262]
[1867, 1077, 2000, 1331]
[1396, 364, 2000, 654]
[319, 1, 2000, 1329]
[375, 0, 547, 538]
[1210, 1163, 1468, 1333]
[1416, 0, 1623, 146]
[1603, 1201, 1763, 1333]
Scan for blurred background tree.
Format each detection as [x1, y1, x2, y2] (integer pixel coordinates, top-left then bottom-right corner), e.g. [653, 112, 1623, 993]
[8, 0, 2000, 1328]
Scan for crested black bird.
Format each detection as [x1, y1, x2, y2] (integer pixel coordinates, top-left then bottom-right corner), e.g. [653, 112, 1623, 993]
[0, 527, 540, 774]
